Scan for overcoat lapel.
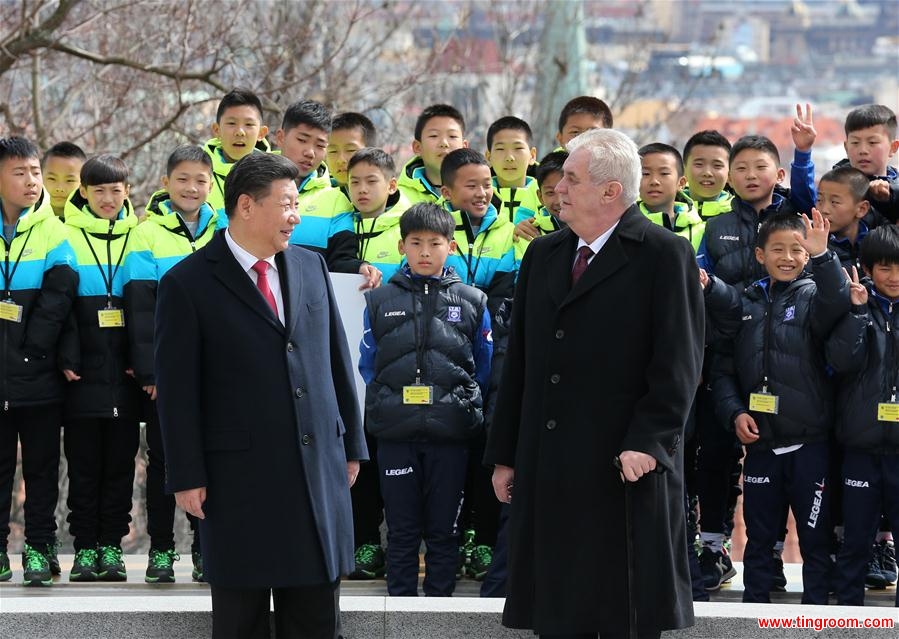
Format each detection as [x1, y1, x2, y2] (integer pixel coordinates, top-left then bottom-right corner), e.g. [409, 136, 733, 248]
[206, 231, 284, 333]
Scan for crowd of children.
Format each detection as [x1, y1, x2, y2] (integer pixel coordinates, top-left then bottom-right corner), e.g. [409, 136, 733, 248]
[0, 90, 896, 610]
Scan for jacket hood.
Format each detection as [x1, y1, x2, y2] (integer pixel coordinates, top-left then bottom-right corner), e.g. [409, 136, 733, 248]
[144, 189, 219, 232]
[4, 188, 55, 233]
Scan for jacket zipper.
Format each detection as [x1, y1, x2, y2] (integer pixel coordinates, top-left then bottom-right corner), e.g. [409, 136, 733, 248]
[761, 291, 774, 395]
[2, 235, 10, 411]
[106, 220, 119, 419]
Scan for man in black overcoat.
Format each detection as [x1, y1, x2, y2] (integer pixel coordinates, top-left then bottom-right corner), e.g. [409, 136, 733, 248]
[155, 153, 367, 639]
[485, 128, 704, 639]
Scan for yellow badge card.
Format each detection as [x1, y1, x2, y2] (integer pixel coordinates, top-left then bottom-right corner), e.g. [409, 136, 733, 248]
[877, 402, 899, 423]
[0, 300, 23, 323]
[749, 392, 779, 415]
[403, 385, 433, 405]
[97, 308, 125, 328]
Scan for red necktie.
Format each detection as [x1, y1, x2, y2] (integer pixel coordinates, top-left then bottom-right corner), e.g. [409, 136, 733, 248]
[251, 260, 278, 316]
[571, 245, 594, 286]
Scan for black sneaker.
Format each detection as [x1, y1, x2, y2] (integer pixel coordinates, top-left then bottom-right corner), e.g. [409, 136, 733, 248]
[69, 548, 99, 582]
[348, 544, 385, 579]
[0, 550, 11, 581]
[699, 547, 736, 591]
[47, 538, 61, 576]
[98, 545, 127, 581]
[145, 548, 179, 584]
[191, 550, 205, 582]
[467, 545, 493, 580]
[22, 544, 52, 586]
[880, 540, 897, 585]
[771, 553, 787, 591]
[865, 543, 887, 589]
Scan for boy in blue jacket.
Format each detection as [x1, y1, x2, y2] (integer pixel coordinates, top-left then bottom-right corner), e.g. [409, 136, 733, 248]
[359, 203, 492, 597]
[827, 225, 899, 606]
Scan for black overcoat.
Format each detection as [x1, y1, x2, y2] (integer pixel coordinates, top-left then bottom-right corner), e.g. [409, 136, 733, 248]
[155, 231, 367, 588]
[484, 206, 704, 635]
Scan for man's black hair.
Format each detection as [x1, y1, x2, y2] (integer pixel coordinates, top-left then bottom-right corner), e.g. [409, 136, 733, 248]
[845, 104, 897, 139]
[535, 150, 568, 187]
[43, 141, 86, 164]
[332, 112, 377, 146]
[756, 212, 803, 249]
[638, 142, 684, 177]
[281, 100, 332, 134]
[557, 96, 613, 133]
[216, 88, 264, 123]
[347, 148, 396, 179]
[730, 135, 780, 166]
[80, 154, 129, 187]
[486, 116, 532, 149]
[860, 224, 899, 271]
[0, 137, 40, 163]
[224, 153, 299, 219]
[682, 130, 731, 162]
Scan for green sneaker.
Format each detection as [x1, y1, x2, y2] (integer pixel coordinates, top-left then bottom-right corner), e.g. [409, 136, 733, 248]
[47, 538, 61, 576]
[348, 544, 386, 579]
[0, 550, 11, 581]
[22, 544, 52, 586]
[191, 550, 205, 582]
[467, 544, 493, 580]
[457, 528, 476, 579]
[98, 545, 126, 581]
[145, 548, 179, 584]
[69, 548, 99, 582]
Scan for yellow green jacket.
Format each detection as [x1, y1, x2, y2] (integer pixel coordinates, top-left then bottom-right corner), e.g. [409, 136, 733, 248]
[203, 136, 272, 216]
[493, 175, 543, 224]
[397, 156, 442, 205]
[637, 190, 705, 253]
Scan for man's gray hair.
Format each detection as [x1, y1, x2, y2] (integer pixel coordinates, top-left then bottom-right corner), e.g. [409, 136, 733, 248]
[566, 129, 641, 205]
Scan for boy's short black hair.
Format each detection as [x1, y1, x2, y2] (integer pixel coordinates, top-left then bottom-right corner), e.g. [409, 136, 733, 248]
[399, 202, 455, 240]
[414, 104, 465, 142]
[757, 212, 803, 249]
[535, 150, 568, 187]
[486, 116, 533, 149]
[43, 141, 86, 165]
[557, 96, 613, 133]
[224, 153, 299, 219]
[347, 148, 396, 179]
[440, 148, 489, 188]
[638, 142, 684, 177]
[216, 89, 264, 123]
[682, 130, 731, 162]
[0, 137, 40, 163]
[818, 166, 869, 203]
[80, 154, 129, 187]
[332, 112, 377, 146]
[166, 145, 213, 176]
[845, 104, 897, 139]
[730, 135, 780, 166]
[281, 100, 332, 134]
[860, 224, 899, 270]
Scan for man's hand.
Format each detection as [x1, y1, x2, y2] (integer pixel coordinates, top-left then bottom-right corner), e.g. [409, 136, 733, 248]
[62, 369, 81, 382]
[791, 103, 817, 153]
[143, 385, 157, 401]
[868, 179, 890, 202]
[513, 218, 540, 241]
[844, 265, 869, 306]
[358, 264, 382, 290]
[492, 464, 514, 503]
[175, 487, 206, 519]
[794, 208, 830, 257]
[617, 450, 657, 482]
[699, 268, 710, 290]
[347, 460, 360, 488]
[735, 412, 760, 445]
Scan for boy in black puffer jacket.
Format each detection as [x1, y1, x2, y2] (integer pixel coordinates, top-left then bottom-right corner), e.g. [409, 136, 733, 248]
[359, 203, 492, 597]
[702, 210, 850, 605]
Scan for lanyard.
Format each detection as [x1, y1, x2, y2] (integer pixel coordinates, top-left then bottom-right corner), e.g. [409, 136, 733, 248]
[461, 214, 486, 286]
[410, 280, 433, 384]
[2, 228, 34, 299]
[355, 217, 379, 261]
[81, 227, 130, 308]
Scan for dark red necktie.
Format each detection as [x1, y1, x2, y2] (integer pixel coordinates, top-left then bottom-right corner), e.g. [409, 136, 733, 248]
[251, 260, 278, 316]
[571, 245, 594, 286]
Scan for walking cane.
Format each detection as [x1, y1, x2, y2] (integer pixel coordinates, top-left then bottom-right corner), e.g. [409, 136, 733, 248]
[613, 456, 638, 639]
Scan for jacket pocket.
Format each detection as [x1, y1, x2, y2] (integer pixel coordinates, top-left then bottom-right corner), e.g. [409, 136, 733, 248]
[203, 429, 250, 451]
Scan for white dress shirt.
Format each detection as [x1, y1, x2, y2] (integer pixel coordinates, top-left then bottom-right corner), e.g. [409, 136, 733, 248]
[225, 230, 285, 324]
[574, 221, 620, 266]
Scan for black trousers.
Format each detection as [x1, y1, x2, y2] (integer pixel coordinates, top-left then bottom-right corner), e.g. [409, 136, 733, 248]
[211, 580, 341, 639]
[64, 415, 139, 550]
[0, 404, 61, 551]
[461, 430, 500, 547]
[378, 440, 467, 596]
[350, 429, 383, 547]
[144, 401, 199, 551]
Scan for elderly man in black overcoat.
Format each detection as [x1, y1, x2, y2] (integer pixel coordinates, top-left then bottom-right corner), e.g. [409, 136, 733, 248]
[155, 153, 367, 639]
[485, 128, 704, 639]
